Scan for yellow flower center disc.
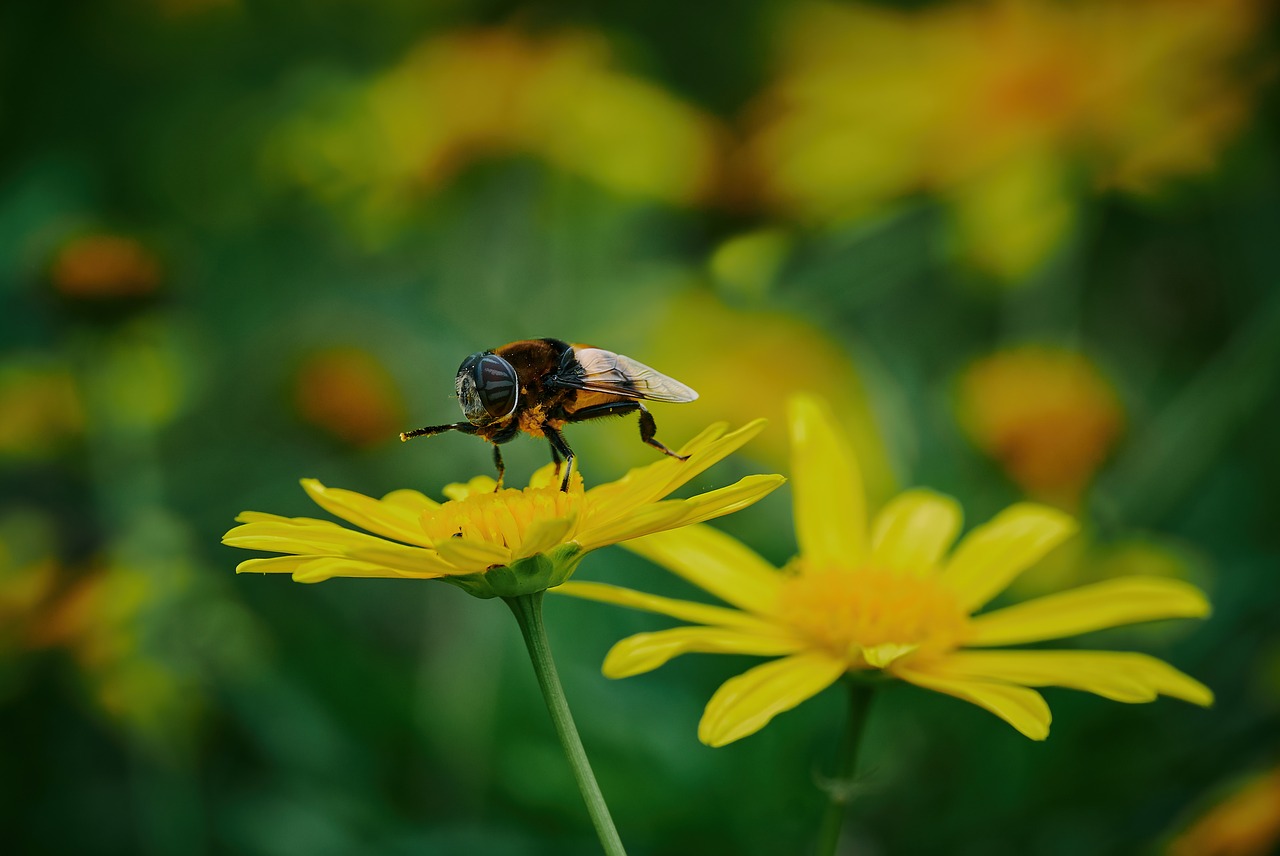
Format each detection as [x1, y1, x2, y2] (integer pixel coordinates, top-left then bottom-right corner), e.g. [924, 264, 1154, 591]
[422, 478, 585, 551]
[776, 562, 971, 666]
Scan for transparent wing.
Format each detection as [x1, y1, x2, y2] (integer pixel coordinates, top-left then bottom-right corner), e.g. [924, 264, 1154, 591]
[556, 347, 699, 403]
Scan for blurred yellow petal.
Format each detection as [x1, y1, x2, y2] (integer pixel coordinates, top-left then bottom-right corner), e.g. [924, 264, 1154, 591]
[1168, 766, 1280, 856]
[699, 653, 847, 747]
[553, 581, 781, 634]
[893, 663, 1051, 740]
[939, 503, 1077, 610]
[788, 394, 867, 567]
[622, 523, 783, 615]
[301, 479, 433, 546]
[869, 489, 963, 573]
[640, 290, 895, 505]
[968, 576, 1211, 646]
[946, 153, 1077, 280]
[927, 650, 1213, 706]
[603, 626, 805, 678]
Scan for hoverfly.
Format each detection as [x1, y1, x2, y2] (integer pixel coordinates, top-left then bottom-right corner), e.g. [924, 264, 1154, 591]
[401, 338, 698, 490]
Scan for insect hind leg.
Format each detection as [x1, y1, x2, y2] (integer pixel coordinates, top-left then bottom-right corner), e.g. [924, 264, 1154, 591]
[637, 403, 688, 461]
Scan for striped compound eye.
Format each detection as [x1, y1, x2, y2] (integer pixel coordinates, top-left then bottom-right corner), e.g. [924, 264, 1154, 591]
[456, 352, 519, 425]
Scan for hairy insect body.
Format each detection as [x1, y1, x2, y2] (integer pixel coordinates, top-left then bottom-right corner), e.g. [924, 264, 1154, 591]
[402, 338, 697, 490]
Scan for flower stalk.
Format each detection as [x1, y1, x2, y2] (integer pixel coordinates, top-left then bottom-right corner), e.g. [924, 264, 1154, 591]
[814, 681, 874, 856]
[504, 591, 627, 856]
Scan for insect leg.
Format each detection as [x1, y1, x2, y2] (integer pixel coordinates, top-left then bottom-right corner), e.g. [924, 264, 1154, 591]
[548, 442, 563, 479]
[564, 401, 640, 422]
[545, 426, 576, 492]
[399, 421, 478, 441]
[637, 403, 688, 461]
[565, 400, 688, 461]
[492, 444, 505, 490]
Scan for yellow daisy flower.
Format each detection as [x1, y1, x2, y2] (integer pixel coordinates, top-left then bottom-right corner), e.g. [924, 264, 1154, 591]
[224, 420, 783, 599]
[557, 395, 1212, 746]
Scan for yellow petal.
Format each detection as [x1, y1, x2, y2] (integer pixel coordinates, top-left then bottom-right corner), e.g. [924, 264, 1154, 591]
[552, 581, 784, 633]
[431, 536, 512, 573]
[223, 521, 454, 575]
[515, 514, 578, 559]
[301, 479, 434, 546]
[863, 642, 917, 668]
[869, 489, 962, 573]
[667, 474, 787, 528]
[699, 652, 847, 746]
[234, 511, 339, 526]
[653, 418, 769, 499]
[938, 503, 1077, 611]
[620, 523, 783, 615]
[892, 663, 1052, 740]
[967, 576, 1211, 646]
[603, 626, 805, 678]
[788, 394, 867, 568]
[576, 502, 691, 551]
[586, 422, 730, 514]
[443, 475, 498, 501]
[927, 650, 1213, 706]
[289, 557, 437, 583]
[238, 556, 439, 583]
[586, 420, 766, 520]
[235, 556, 312, 575]
[380, 488, 440, 512]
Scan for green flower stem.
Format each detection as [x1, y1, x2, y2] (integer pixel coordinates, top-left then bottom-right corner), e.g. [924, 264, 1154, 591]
[504, 591, 627, 856]
[814, 681, 875, 856]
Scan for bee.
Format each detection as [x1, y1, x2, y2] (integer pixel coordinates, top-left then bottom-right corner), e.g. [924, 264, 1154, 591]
[400, 338, 698, 491]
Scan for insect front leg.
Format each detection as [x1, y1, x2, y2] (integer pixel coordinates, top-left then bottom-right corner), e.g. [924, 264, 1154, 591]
[492, 444, 505, 491]
[399, 421, 479, 441]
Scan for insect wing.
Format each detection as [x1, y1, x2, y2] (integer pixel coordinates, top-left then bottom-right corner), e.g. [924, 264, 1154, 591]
[562, 348, 699, 403]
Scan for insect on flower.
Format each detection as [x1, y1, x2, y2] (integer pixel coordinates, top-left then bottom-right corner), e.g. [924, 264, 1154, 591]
[401, 339, 699, 490]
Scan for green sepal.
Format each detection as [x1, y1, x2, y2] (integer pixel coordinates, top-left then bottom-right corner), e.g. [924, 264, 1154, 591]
[438, 543, 585, 599]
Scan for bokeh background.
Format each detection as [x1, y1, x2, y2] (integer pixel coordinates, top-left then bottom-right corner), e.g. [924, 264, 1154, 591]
[3, 0, 1279, 854]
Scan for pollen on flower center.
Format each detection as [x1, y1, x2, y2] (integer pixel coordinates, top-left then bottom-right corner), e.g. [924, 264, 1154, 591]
[776, 562, 970, 666]
[421, 480, 584, 552]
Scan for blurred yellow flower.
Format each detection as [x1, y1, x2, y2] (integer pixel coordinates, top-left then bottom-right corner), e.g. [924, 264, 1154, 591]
[50, 234, 162, 299]
[29, 562, 199, 750]
[0, 360, 83, 459]
[956, 345, 1125, 507]
[294, 347, 407, 448]
[1168, 765, 1280, 856]
[742, 0, 1266, 278]
[0, 513, 58, 648]
[225, 420, 783, 599]
[558, 395, 1210, 746]
[270, 27, 723, 231]
[637, 289, 895, 504]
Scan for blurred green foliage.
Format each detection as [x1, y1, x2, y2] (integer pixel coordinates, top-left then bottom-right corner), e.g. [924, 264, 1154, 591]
[2, 0, 1278, 854]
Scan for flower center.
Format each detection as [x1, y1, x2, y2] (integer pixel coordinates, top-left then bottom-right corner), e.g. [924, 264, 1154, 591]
[422, 477, 584, 555]
[775, 562, 970, 667]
